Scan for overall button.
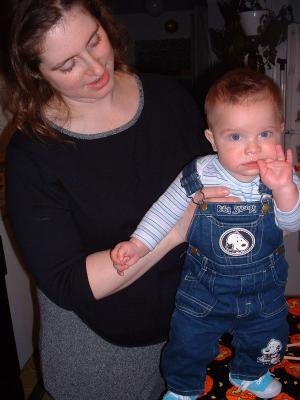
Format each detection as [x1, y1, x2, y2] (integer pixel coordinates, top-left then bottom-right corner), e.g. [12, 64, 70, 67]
[199, 203, 208, 212]
[275, 245, 285, 255]
[191, 247, 199, 255]
[262, 203, 270, 214]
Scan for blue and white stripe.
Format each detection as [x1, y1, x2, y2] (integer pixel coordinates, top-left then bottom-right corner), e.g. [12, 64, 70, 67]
[132, 155, 300, 250]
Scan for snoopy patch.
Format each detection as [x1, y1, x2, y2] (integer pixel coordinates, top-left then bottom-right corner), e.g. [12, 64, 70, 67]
[219, 228, 255, 256]
[257, 339, 282, 365]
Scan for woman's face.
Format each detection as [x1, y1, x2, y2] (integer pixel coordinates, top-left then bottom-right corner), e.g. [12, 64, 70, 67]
[39, 5, 115, 105]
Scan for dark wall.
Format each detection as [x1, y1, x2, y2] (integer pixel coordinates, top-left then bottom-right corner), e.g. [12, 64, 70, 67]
[0, 2, 15, 76]
[0, 1, 15, 17]
[107, 0, 197, 14]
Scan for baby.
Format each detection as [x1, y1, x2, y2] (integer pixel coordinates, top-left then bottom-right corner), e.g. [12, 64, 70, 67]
[111, 68, 300, 399]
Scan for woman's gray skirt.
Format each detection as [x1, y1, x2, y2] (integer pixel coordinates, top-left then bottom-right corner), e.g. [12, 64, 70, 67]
[37, 290, 166, 400]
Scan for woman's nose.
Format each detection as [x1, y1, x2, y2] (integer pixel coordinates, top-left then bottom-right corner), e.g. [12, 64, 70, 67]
[85, 53, 104, 75]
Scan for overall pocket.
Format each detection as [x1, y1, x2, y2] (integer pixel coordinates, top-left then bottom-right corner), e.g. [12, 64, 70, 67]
[259, 257, 288, 318]
[175, 250, 217, 318]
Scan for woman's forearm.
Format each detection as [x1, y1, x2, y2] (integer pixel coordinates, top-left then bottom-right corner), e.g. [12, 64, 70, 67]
[86, 187, 235, 300]
[86, 226, 183, 299]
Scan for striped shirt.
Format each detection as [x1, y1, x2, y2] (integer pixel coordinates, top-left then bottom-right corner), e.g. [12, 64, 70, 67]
[132, 155, 300, 250]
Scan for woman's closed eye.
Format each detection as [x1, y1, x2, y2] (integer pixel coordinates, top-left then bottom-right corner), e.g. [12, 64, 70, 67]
[88, 32, 101, 49]
[60, 59, 76, 73]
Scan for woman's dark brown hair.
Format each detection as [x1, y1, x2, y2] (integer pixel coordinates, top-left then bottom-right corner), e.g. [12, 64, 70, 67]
[3, 0, 132, 139]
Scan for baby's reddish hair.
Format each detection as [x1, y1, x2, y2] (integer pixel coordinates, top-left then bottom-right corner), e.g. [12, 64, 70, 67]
[205, 68, 283, 129]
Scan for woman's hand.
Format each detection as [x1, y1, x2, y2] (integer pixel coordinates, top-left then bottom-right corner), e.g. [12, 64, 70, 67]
[201, 186, 241, 203]
[172, 186, 240, 243]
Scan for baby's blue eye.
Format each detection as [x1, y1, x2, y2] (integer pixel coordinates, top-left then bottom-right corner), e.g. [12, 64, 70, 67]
[230, 133, 241, 141]
[260, 131, 271, 138]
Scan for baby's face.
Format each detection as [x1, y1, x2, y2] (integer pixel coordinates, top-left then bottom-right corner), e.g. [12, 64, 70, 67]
[205, 98, 284, 182]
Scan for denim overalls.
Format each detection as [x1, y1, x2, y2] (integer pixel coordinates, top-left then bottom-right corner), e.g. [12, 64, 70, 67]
[161, 159, 289, 397]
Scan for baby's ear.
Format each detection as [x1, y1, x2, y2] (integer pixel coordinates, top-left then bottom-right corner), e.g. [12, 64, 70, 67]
[205, 129, 217, 152]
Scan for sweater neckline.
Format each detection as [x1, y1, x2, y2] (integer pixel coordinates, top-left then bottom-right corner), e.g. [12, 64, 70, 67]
[49, 74, 144, 140]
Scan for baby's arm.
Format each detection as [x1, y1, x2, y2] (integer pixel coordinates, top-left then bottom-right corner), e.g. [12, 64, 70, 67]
[257, 144, 299, 211]
[132, 174, 191, 250]
[110, 238, 150, 275]
[111, 172, 192, 274]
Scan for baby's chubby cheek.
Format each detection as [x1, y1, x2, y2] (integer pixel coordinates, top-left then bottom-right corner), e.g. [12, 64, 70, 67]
[266, 143, 281, 160]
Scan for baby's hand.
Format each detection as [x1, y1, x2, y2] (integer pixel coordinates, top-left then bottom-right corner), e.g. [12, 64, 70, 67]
[257, 144, 294, 191]
[110, 238, 150, 275]
[258, 144, 299, 212]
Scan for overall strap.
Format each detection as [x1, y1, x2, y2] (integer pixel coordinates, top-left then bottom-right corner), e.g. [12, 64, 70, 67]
[180, 158, 203, 197]
[258, 181, 272, 196]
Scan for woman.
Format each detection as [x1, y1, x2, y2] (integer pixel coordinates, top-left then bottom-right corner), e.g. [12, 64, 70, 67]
[3, 1, 235, 399]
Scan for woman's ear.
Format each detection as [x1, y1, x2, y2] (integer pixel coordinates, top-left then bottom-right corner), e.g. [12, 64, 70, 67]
[205, 129, 217, 152]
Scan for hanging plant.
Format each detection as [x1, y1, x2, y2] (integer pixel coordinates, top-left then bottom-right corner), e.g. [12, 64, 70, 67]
[209, 0, 294, 73]
[238, 0, 265, 11]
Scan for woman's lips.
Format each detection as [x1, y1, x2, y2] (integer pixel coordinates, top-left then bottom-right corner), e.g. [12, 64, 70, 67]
[87, 69, 109, 89]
